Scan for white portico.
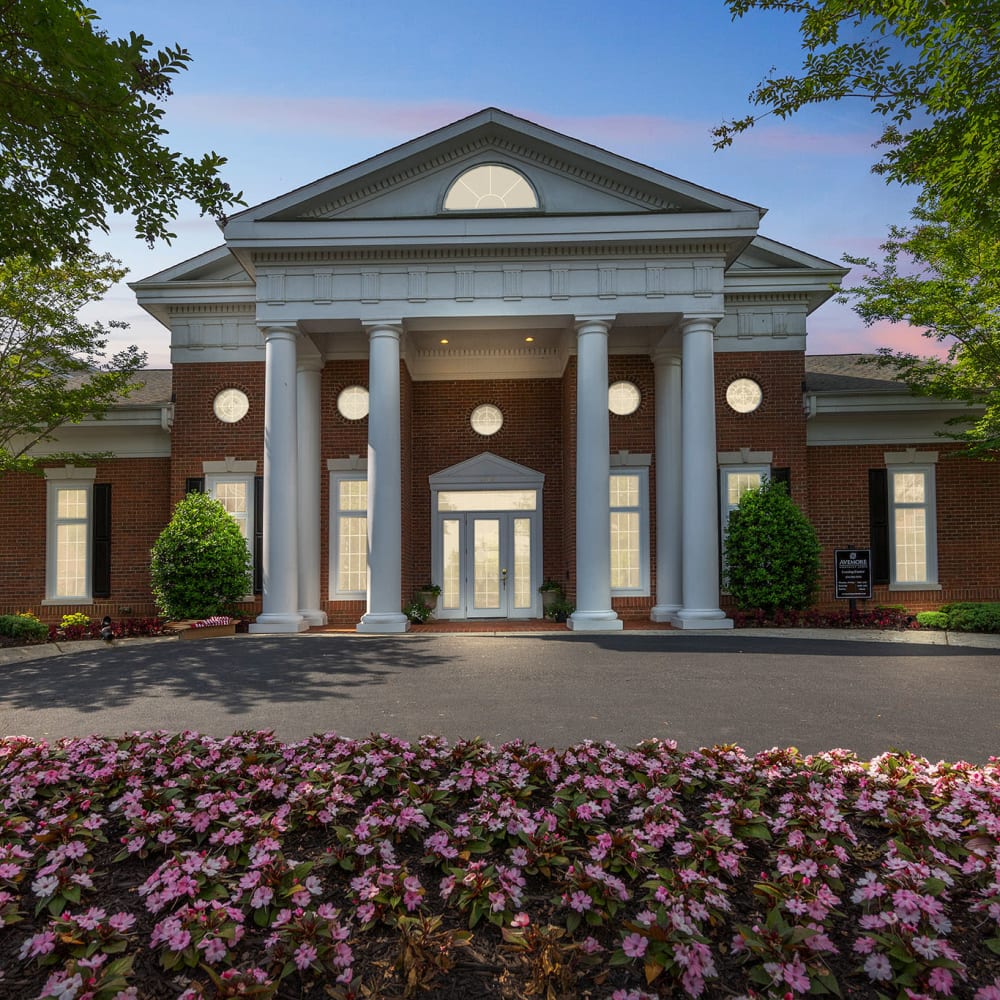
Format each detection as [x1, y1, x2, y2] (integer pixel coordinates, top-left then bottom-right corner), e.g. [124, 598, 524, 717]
[133, 108, 844, 633]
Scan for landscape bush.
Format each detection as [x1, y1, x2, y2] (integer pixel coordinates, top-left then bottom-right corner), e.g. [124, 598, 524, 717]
[150, 491, 252, 619]
[938, 602, 1000, 633]
[732, 605, 919, 630]
[723, 479, 820, 614]
[0, 612, 48, 642]
[916, 611, 951, 630]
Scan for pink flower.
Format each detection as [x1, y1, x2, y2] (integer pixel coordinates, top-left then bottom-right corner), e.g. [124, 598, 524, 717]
[199, 936, 228, 963]
[622, 932, 648, 958]
[19, 929, 57, 959]
[294, 942, 317, 970]
[927, 967, 953, 994]
[511, 912, 530, 927]
[974, 983, 1000, 1000]
[568, 890, 592, 913]
[864, 953, 892, 982]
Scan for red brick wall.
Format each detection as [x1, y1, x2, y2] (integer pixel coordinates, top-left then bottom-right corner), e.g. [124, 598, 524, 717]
[0, 457, 171, 620]
[805, 443, 1000, 610]
[169, 362, 265, 502]
[407, 375, 566, 602]
[716, 352, 808, 508]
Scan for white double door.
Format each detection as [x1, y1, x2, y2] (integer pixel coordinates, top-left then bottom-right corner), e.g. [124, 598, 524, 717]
[440, 511, 536, 619]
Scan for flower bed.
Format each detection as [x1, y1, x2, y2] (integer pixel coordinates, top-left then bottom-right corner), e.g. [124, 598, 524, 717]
[1, 732, 999, 999]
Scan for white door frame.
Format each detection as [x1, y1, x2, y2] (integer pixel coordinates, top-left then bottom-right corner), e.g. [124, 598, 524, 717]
[429, 453, 545, 620]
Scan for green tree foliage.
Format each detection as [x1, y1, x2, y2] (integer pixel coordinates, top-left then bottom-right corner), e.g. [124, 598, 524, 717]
[0, 0, 243, 262]
[714, 0, 1000, 232]
[0, 252, 147, 473]
[723, 479, 821, 614]
[717, 1, 1000, 456]
[150, 492, 252, 620]
[846, 202, 1000, 457]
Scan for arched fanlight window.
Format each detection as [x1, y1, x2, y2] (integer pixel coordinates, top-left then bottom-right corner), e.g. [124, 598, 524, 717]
[443, 164, 538, 211]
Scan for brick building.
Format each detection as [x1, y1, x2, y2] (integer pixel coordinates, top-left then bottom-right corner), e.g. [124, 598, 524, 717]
[4, 109, 997, 629]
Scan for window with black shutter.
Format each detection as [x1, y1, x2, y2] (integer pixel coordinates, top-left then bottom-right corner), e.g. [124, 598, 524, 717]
[91, 483, 112, 598]
[868, 469, 890, 585]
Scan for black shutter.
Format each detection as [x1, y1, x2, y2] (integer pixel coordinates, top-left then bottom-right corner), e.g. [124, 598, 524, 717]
[253, 475, 263, 595]
[869, 469, 890, 585]
[771, 467, 791, 492]
[92, 483, 112, 598]
[185, 476, 205, 494]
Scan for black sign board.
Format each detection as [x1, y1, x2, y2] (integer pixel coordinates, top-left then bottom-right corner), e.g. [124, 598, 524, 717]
[835, 549, 872, 600]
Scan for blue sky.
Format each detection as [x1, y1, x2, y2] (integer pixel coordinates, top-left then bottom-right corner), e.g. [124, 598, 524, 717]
[84, 0, 923, 367]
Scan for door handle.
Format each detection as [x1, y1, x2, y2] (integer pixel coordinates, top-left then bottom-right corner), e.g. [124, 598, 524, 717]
[501, 567, 507, 589]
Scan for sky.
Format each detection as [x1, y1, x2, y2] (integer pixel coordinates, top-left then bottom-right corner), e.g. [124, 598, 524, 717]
[82, 0, 928, 368]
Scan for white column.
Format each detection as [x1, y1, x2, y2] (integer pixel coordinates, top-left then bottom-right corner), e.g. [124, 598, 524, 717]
[651, 350, 682, 621]
[250, 325, 307, 634]
[296, 354, 327, 626]
[671, 316, 732, 629]
[357, 322, 409, 633]
[569, 317, 622, 632]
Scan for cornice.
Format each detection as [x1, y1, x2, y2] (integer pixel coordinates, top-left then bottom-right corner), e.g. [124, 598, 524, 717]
[166, 303, 256, 316]
[251, 242, 734, 266]
[724, 292, 810, 306]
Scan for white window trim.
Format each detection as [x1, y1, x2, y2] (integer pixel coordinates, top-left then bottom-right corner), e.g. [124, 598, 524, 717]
[43, 466, 96, 604]
[328, 457, 368, 600]
[609, 456, 650, 597]
[885, 451, 940, 591]
[204, 459, 257, 597]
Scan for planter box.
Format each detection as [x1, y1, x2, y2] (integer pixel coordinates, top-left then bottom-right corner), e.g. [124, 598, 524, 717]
[174, 622, 237, 640]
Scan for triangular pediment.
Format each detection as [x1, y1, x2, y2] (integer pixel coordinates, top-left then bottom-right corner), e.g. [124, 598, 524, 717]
[132, 246, 251, 285]
[429, 451, 545, 489]
[229, 108, 761, 226]
[730, 236, 844, 273]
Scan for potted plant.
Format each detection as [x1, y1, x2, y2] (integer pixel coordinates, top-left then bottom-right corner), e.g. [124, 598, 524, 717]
[403, 600, 433, 624]
[539, 579, 562, 613]
[416, 583, 441, 611]
[150, 492, 252, 638]
[545, 598, 574, 623]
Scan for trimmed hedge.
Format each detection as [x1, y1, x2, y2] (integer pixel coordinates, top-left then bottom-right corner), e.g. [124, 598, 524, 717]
[937, 602, 1000, 633]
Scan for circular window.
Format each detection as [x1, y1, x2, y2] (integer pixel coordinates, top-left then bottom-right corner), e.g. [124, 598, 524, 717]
[213, 388, 249, 424]
[608, 381, 641, 416]
[337, 385, 370, 420]
[470, 404, 503, 436]
[726, 378, 763, 413]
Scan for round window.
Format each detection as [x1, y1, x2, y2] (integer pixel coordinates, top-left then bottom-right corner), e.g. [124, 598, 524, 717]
[337, 386, 370, 420]
[470, 404, 503, 436]
[726, 378, 763, 413]
[608, 381, 641, 416]
[213, 388, 249, 424]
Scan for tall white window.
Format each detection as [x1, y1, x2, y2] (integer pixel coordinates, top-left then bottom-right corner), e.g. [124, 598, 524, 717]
[609, 466, 649, 596]
[886, 456, 938, 588]
[718, 458, 772, 579]
[45, 467, 96, 602]
[204, 462, 257, 594]
[330, 472, 368, 598]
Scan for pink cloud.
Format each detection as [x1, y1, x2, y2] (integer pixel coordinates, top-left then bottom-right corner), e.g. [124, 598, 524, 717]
[171, 95, 874, 160]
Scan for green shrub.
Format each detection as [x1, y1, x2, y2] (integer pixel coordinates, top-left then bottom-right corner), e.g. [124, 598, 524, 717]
[150, 492, 252, 619]
[938, 602, 1000, 633]
[0, 613, 49, 641]
[916, 611, 950, 630]
[403, 601, 433, 623]
[723, 478, 821, 615]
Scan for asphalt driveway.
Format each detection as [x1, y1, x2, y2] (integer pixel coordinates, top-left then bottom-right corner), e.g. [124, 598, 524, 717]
[1, 630, 998, 762]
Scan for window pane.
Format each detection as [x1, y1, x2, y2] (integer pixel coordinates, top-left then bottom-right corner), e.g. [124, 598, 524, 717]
[610, 511, 640, 589]
[442, 519, 461, 610]
[473, 519, 500, 608]
[894, 508, 927, 582]
[56, 523, 87, 596]
[609, 474, 639, 508]
[438, 490, 536, 512]
[339, 480, 367, 512]
[57, 488, 88, 520]
[338, 515, 367, 592]
[514, 518, 531, 608]
[727, 472, 762, 508]
[893, 472, 925, 504]
[215, 481, 248, 538]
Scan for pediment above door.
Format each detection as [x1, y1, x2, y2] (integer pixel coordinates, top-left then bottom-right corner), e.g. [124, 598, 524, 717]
[429, 452, 545, 490]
